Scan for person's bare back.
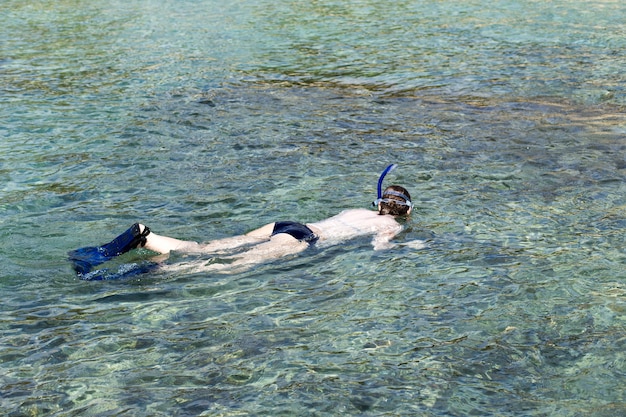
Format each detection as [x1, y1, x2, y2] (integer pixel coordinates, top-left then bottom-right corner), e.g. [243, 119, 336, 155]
[308, 209, 403, 249]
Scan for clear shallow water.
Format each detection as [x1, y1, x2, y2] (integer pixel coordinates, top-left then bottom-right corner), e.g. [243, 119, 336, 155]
[1, 0, 625, 415]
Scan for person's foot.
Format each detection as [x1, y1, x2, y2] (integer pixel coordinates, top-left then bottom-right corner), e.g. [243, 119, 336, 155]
[68, 223, 151, 276]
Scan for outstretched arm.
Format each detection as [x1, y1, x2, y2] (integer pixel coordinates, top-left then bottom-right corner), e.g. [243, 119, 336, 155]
[371, 224, 403, 251]
[372, 232, 427, 251]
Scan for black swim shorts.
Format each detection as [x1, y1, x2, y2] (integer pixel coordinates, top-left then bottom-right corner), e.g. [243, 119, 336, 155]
[271, 221, 318, 244]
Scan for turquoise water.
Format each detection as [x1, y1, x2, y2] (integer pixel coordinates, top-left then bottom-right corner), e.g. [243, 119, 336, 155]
[1, 0, 625, 415]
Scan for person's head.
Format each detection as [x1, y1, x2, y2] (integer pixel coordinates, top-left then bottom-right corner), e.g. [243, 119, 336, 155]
[377, 185, 412, 216]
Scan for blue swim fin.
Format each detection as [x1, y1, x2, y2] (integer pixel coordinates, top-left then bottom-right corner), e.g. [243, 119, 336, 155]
[79, 261, 160, 281]
[68, 223, 150, 276]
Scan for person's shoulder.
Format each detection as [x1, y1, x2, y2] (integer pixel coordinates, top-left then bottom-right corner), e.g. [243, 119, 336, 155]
[335, 208, 377, 218]
[339, 208, 399, 223]
[341, 208, 372, 215]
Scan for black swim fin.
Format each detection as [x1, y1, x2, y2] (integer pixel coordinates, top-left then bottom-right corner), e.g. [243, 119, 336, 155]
[68, 223, 150, 276]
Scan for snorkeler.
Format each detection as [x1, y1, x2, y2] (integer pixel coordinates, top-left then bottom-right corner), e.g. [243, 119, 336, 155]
[68, 164, 415, 280]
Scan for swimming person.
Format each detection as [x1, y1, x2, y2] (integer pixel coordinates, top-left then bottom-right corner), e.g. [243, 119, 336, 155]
[69, 164, 416, 280]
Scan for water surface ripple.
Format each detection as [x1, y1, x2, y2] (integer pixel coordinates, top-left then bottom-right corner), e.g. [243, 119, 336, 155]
[1, 0, 624, 416]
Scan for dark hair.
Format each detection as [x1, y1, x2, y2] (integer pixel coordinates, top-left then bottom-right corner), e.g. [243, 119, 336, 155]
[378, 185, 412, 216]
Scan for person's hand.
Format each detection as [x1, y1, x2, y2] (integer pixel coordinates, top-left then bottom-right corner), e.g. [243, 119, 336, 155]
[399, 239, 427, 250]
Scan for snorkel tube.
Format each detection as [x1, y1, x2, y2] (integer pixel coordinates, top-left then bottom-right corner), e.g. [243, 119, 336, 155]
[377, 163, 397, 201]
[372, 163, 397, 207]
[372, 163, 413, 208]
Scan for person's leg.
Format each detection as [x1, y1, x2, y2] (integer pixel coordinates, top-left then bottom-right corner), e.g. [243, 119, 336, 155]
[208, 233, 310, 272]
[67, 223, 200, 275]
[68, 222, 291, 278]
[141, 225, 200, 254]
[147, 222, 276, 255]
[159, 233, 310, 275]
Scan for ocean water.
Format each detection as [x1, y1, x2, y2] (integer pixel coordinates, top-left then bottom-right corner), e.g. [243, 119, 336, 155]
[1, 0, 625, 415]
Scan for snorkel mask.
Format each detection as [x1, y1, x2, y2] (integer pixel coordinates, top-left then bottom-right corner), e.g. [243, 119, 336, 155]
[372, 164, 413, 209]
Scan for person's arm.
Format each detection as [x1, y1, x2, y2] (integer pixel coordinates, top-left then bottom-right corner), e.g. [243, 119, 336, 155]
[372, 232, 428, 251]
[371, 224, 403, 251]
